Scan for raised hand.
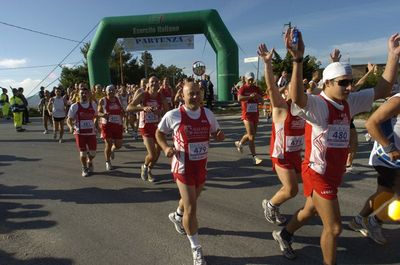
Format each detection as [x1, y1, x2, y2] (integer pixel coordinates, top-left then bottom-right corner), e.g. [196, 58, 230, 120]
[330, 49, 342, 62]
[284, 28, 304, 59]
[257, 44, 274, 63]
[367, 62, 376, 72]
[388, 33, 400, 57]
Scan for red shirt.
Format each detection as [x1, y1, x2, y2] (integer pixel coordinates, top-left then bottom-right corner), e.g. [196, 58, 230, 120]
[238, 84, 263, 122]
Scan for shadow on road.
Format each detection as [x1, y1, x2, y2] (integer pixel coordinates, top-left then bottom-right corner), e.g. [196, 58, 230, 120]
[0, 249, 73, 265]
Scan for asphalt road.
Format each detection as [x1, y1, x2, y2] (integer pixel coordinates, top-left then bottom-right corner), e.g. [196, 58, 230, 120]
[0, 115, 399, 265]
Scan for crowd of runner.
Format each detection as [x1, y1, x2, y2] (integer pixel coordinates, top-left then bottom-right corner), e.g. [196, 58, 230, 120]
[1, 28, 400, 265]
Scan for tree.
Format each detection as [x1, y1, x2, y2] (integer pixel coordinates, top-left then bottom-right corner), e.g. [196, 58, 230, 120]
[59, 65, 88, 88]
[140, 51, 153, 78]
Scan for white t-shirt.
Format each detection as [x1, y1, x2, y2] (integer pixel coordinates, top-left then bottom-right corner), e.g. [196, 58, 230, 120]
[291, 89, 375, 125]
[369, 93, 400, 168]
[68, 101, 98, 120]
[158, 106, 219, 135]
[50, 96, 66, 118]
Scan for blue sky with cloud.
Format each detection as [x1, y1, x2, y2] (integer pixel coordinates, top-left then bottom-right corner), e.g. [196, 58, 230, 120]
[1, 0, 399, 96]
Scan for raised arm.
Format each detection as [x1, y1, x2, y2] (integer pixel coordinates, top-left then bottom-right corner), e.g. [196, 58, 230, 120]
[374, 33, 400, 100]
[353, 63, 376, 91]
[365, 96, 400, 160]
[285, 28, 307, 108]
[257, 43, 287, 109]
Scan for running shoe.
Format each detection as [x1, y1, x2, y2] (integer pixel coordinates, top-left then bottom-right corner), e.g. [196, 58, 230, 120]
[234, 141, 243, 153]
[272, 230, 296, 260]
[363, 216, 387, 245]
[147, 170, 156, 182]
[43, 130, 48, 134]
[345, 166, 358, 174]
[253, 155, 263, 165]
[81, 167, 89, 177]
[262, 199, 287, 225]
[140, 164, 148, 181]
[58, 138, 63, 143]
[105, 161, 113, 171]
[348, 216, 368, 237]
[192, 246, 207, 265]
[168, 212, 186, 235]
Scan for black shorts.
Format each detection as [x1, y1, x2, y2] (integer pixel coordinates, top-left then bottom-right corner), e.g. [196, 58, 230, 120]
[53, 117, 65, 122]
[374, 166, 400, 188]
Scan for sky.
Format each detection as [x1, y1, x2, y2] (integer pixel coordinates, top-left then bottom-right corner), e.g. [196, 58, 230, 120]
[1, 0, 399, 97]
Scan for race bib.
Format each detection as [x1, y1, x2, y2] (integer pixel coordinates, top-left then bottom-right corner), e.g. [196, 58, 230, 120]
[109, 114, 121, 124]
[247, 103, 258, 113]
[327, 124, 349, 148]
[188, 141, 209, 161]
[285, 135, 304, 152]
[79, 120, 94, 129]
[145, 112, 158, 123]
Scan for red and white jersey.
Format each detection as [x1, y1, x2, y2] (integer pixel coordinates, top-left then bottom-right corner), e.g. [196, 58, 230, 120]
[292, 90, 375, 178]
[68, 101, 97, 135]
[139, 92, 162, 128]
[171, 106, 210, 175]
[100, 97, 123, 126]
[238, 84, 263, 122]
[118, 93, 129, 111]
[159, 85, 173, 106]
[270, 102, 305, 160]
[158, 106, 220, 175]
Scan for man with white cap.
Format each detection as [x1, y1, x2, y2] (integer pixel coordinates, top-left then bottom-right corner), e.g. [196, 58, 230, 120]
[271, 29, 400, 265]
[235, 71, 264, 165]
[98, 84, 124, 171]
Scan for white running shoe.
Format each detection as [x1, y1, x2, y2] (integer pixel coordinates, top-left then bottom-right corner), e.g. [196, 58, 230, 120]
[141, 164, 148, 181]
[234, 141, 243, 153]
[272, 230, 296, 260]
[58, 138, 63, 143]
[147, 170, 156, 182]
[262, 199, 286, 225]
[168, 212, 186, 235]
[43, 130, 48, 134]
[192, 246, 207, 265]
[253, 155, 263, 165]
[81, 167, 89, 177]
[105, 161, 113, 171]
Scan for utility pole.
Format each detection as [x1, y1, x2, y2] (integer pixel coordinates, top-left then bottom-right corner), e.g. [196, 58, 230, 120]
[120, 51, 124, 85]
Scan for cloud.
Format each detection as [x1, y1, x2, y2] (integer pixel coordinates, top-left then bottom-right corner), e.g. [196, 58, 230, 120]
[0, 78, 42, 96]
[312, 37, 387, 66]
[0, 58, 27, 68]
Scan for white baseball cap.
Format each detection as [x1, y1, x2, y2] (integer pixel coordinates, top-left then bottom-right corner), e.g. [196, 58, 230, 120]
[245, 72, 255, 80]
[322, 62, 352, 83]
[105, 84, 115, 93]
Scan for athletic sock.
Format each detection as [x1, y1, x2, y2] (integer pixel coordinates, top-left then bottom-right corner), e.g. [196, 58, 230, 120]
[175, 207, 183, 221]
[187, 233, 200, 249]
[268, 201, 276, 209]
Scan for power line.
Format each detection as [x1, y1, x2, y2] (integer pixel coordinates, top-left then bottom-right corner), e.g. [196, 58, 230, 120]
[0, 62, 82, 70]
[0, 20, 81, 43]
[26, 23, 99, 97]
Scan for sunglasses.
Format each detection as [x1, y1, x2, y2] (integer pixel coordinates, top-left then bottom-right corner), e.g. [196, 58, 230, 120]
[333, 79, 353, 87]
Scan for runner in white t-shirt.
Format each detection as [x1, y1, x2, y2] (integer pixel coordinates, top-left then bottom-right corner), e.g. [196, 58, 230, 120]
[349, 92, 400, 245]
[156, 81, 224, 265]
[272, 29, 400, 265]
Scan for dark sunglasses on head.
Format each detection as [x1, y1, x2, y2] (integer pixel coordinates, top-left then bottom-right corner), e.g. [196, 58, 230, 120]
[333, 79, 353, 87]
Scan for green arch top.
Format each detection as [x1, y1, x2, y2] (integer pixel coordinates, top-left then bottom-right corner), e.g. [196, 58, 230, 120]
[87, 9, 238, 101]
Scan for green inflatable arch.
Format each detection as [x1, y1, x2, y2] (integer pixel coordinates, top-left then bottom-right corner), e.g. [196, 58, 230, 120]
[87, 9, 238, 101]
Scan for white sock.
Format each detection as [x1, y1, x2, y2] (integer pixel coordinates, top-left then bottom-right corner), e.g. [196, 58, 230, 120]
[268, 201, 276, 209]
[187, 233, 200, 249]
[175, 207, 183, 221]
